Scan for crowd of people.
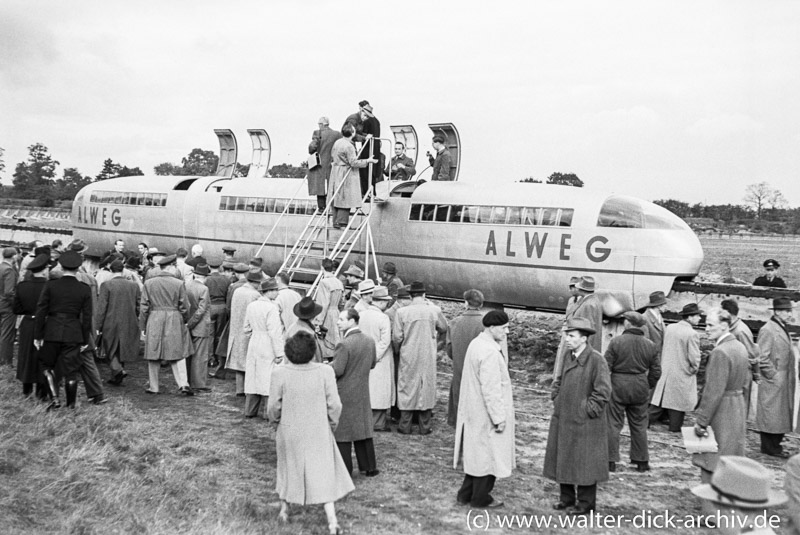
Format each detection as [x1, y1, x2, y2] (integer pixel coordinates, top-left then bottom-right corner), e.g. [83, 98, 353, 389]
[1, 239, 798, 534]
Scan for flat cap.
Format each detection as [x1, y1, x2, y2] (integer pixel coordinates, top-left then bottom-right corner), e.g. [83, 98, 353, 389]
[157, 254, 177, 266]
[2, 247, 17, 258]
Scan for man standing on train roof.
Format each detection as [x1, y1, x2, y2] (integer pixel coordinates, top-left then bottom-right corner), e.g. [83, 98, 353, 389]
[357, 102, 382, 197]
[222, 246, 236, 263]
[34, 250, 96, 409]
[756, 298, 797, 458]
[308, 116, 343, 212]
[383, 142, 416, 182]
[650, 303, 702, 431]
[274, 272, 301, 334]
[446, 289, 486, 427]
[185, 263, 212, 392]
[426, 134, 454, 181]
[392, 281, 448, 435]
[753, 259, 787, 288]
[604, 311, 660, 473]
[553, 276, 602, 380]
[380, 262, 403, 299]
[454, 310, 515, 509]
[227, 270, 263, 396]
[96, 259, 141, 387]
[0, 247, 18, 368]
[544, 317, 611, 516]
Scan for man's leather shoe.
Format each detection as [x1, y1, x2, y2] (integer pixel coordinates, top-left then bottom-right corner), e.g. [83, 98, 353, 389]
[180, 386, 194, 396]
[635, 461, 650, 472]
[91, 394, 109, 405]
[144, 389, 158, 394]
[569, 505, 594, 516]
[365, 470, 380, 477]
[485, 500, 504, 509]
[608, 462, 616, 472]
[553, 501, 575, 510]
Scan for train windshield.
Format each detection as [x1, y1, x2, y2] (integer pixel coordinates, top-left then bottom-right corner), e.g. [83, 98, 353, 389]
[598, 196, 687, 230]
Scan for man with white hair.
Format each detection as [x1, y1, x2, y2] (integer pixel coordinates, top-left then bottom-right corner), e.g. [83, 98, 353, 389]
[307, 116, 342, 211]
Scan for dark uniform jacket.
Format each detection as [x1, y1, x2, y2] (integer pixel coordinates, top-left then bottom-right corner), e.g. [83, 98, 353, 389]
[604, 327, 661, 404]
[428, 148, 454, 181]
[205, 272, 231, 305]
[752, 275, 786, 288]
[34, 275, 93, 344]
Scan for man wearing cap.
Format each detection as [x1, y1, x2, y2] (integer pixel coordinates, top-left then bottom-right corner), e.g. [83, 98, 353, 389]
[650, 303, 702, 431]
[274, 272, 301, 334]
[454, 310, 515, 509]
[209, 262, 250, 378]
[553, 276, 603, 380]
[392, 281, 448, 435]
[358, 286, 394, 432]
[286, 296, 325, 363]
[694, 307, 750, 482]
[604, 311, 660, 472]
[222, 246, 237, 263]
[691, 456, 787, 534]
[227, 269, 263, 395]
[205, 258, 230, 368]
[383, 142, 416, 182]
[0, 247, 19, 367]
[426, 135, 454, 181]
[243, 278, 284, 418]
[446, 289, 486, 427]
[185, 264, 212, 392]
[13, 253, 50, 397]
[308, 117, 343, 211]
[756, 298, 796, 458]
[96, 259, 141, 386]
[381, 262, 403, 298]
[34, 250, 94, 408]
[342, 265, 365, 310]
[544, 317, 611, 515]
[314, 259, 344, 360]
[140, 254, 193, 396]
[753, 259, 786, 288]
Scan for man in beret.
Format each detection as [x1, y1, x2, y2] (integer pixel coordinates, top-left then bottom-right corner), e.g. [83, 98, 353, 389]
[454, 310, 515, 509]
[204, 258, 230, 368]
[753, 259, 786, 288]
[0, 247, 19, 367]
[185, 264, 212, 392]
[544, 317, 611, 515]
[426, 134, 454, 181]
[392, 281, 448, 435]
[756, 298, 796, 458]
[650, 303, 702, 431]
[96, 259, 141, 386]
[604, 311, 660, 472]
[34, 250, 95, 408]
[139, 254, 193, 395]
[226, 269, 263, 396]
[446, 289, 486, 427]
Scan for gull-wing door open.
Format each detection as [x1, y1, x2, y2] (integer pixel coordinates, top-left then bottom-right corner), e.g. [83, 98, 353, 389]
[214, 129, 238, 178]
[428, 122, 461, 181]
[246, 129, 272, 178]
[390, 125, 418, 168]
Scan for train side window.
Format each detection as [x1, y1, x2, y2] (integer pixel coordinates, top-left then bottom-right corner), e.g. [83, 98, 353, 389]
[113, 193, 123, 204]
[264, 198, 276, 213]
[274, 199, 286, 213]
[144, 193, 153, 207]
[461, 206, 477, 223]
[161, 194, 169, 206]
[434, 205, 449, 222]
[421, 204, 436, 221]
[137, 194, 146, 206]
[541, 208, 557, 226]
[90, 193, 97, 203]
[219, 197, 229, 210]
[559, 208, 574, 227]
[597, 196, 643, 228]
[255, 198, 266, 212]
[235, 196, 246, 211]
[506, 206, 522, 225]
[129, 193, 138, 205]
[409, 204, 422, 220]
[120, 193, 130, 205]
[490, 206, 507, 224]
[245, 198, 257, 212]
[449, 205, 464, 222]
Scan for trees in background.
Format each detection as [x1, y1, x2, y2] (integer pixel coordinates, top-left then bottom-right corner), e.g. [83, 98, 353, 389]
[519, 172, 583, 186]
[96, 158, 143, 181]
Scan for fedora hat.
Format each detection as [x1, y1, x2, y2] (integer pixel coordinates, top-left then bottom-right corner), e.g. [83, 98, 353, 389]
[193, 263, 210, 276]
[770, 297, 794, 310]
[246, 270, 263, 283]
[372, 286, 392, 301]
[293, 296, 323, 320]
[233, 262, 250, 274]
[646, 291, 667, 307]
[343, 265, 364, 279]
[259, 278, 278, 291]
[679, 303, 703, 316]
[691, 456, 787, 508]
[564, 317, 596, 336]
[357, 280, 376, 295]
[68, 239, 88, 253]
[396, 286, 411, 299]
[576, 276, 595, 293]
[382, 262, 397, 275]
[409, 281, 426, 294]
[568, 276, 580, 287]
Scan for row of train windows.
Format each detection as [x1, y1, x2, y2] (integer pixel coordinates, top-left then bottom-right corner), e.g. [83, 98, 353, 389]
[89, 191, 168, 207]
[409, 204, 574, 227]
[218, 196, 318, 215]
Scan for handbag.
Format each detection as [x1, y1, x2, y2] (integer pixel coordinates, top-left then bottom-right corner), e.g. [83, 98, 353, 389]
[307, 152, 321, 170]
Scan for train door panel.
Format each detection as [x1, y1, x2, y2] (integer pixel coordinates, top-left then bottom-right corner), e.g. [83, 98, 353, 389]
[246, 129, 271, 178]
[214, 129, 238, 178]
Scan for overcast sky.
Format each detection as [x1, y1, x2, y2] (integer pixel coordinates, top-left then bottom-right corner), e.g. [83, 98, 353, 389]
[1, 0, 798, 206]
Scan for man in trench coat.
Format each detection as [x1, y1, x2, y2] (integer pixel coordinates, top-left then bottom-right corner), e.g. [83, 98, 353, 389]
[553, 276, 603, 380]
[453, 310, 515, 509]
[96, 259, 140, 386]
[185, 263, 212, 391]
[446, 289, 485, 427]
[756, 298, 797, 457]
[544, 317, 611, 516]
[226, 270, 262, 395]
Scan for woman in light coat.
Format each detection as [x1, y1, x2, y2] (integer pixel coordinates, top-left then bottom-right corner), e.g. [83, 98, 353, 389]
[329, 123, 376, 228]
[243, 279, 284, 418]
[268, 331, 353, 535]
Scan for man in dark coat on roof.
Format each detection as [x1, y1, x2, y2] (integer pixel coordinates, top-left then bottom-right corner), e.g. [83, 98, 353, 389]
[308, 117, 343, 211]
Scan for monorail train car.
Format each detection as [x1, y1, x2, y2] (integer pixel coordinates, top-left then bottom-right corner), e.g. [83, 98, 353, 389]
[70, 175, 703, 311]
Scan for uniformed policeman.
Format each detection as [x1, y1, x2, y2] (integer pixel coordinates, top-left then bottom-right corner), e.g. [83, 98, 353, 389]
[34, 250, 94, 409]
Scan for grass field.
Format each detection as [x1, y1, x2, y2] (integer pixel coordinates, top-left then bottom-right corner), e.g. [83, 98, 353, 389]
[698, 234, 800, 285]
